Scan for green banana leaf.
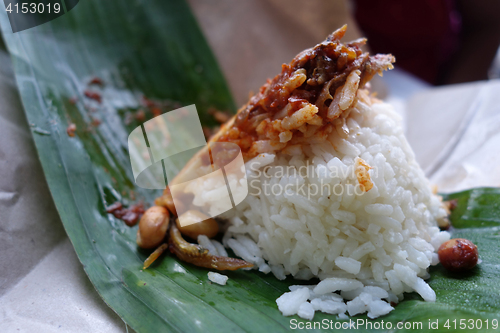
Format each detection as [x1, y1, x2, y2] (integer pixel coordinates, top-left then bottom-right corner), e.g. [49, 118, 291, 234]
[1, 1, 499, 332]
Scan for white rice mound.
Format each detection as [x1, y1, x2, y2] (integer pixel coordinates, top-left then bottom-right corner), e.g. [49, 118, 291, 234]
[220, 95, 451, 320]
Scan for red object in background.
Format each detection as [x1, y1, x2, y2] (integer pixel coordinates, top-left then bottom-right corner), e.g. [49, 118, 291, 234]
[354, 0, 461, 84]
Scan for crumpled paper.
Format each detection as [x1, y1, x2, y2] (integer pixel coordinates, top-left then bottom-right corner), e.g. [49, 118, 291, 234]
[1, 1, 499, 332]
[414, 81, 500, 191]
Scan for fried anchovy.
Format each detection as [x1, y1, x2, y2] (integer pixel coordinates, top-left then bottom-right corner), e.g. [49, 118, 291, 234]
[168, 224, 254, 271]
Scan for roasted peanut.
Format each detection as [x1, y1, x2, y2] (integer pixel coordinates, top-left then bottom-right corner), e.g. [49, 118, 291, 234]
[136, 206, 169, 249]
[438, 238, 478, 272]
[175, 210, 219, 240]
